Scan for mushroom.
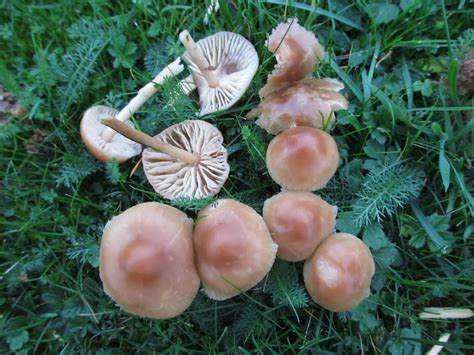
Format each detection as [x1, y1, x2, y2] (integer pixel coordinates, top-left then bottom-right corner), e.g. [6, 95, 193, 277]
[193, 199, 278, 300]
[247, 78, 348, 135]
[142, 120, 229, 200]
[259, 18, 324, 98]
[179, 30, 259, 116]
[303, 233, 375, 312]
[99, 202, 200, 319]
[262, 191, 337, 262]
[266, 127, 339, 191]
[80, 58, 186, 163]
[101, 118, 228, 200]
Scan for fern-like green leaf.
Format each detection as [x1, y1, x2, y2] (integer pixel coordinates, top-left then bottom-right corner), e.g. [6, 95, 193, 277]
[169, 196, 216, 213]
[352, 159, 425, 226]
[264, 260, 309, 313]
[105, 158, 120, 185]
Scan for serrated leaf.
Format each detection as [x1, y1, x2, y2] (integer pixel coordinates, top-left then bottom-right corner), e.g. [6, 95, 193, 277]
[7, 330, 29, 351]
[363, 223, 387, 250]
[373, 242, 400, 267]
[336, 212, 362, 235]
[368, 3, 400, 24]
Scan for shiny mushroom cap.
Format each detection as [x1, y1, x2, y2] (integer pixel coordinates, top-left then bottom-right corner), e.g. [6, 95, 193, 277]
[182, 31, 259, 116]
[303, 233, 375, 312]
[266, 127, 339, 191]
[193, 199, 278, 300]
[263, 191, 337, 262]
[99, 202, 200, 319]
[80, 105, 142, 163]
[260, 18, 324, 98]
[254, 78, 348, 135]
[142, 120, 229, 200]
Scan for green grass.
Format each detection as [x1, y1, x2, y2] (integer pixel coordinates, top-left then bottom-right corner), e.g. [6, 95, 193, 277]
[1, 0, 473, 353]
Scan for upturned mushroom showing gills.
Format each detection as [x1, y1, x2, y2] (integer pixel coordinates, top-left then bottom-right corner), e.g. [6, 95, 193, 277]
[179, 30, 259, 116]
[263, 191, 337, 262]
[142, 120, 229, 200]
[259, 18, 324, 98]
[99, 202, 200, 319]
[193, 199, 278, 300]
[266, 127, 339, 191]
[248, 78, 348, 135]
[303, 233, 375, 312]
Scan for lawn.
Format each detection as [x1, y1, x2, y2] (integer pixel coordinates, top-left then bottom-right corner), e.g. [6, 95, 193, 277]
[1, 0, 473, 353]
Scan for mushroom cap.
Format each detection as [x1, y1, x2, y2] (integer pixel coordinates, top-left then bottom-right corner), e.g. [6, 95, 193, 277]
[182, 31, 259, 116]
[263, 191, 337, 262]
[260, 18, 324, 98]
[255, 78, 348, 135]
[193, 199, 278, 300]
[266, 127, 339, 191]
[142, 120, 229, 200]
[303, 233, 375, 312]
[80, 105, 142, 163]
[99, 202, 200, 319]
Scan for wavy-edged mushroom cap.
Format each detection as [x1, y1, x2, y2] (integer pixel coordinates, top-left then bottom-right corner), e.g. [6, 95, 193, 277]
[80, 105, 141, 163]
[266, 127, 339, 191]
[193, 199, 278, 300]
[303, 233, 375, 312]
[142, 120, 229, 200]
[254, 79, 348, 135]
[263, 191, 337, 262]
[260, 18, 324, 98]
[99, 202, 200, 319]
[182, 31, 259, 116]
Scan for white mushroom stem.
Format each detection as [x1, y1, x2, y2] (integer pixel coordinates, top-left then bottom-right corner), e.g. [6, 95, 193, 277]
[179, 30, 220, 88]
[102, 58, 185, 142]
[102, 117, 200, 166]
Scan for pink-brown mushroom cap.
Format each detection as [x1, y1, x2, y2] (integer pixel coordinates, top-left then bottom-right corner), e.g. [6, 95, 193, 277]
[266, 127, 339, 191]
[99, 202, 200, 319]
[193, 199, 277, 300]
[303, 233, 375, 312]
[254, 78, 348, 135]
[260, 18, 324, 98]
[263, 191, 337, 261]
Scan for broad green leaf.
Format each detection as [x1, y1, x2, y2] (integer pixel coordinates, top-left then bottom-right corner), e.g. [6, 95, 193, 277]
[363, 223, 387, 250]
[368, 3, 400, 24]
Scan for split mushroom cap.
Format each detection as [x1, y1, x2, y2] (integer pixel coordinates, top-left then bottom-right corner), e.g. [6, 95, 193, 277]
[142, 120, 229, 200]
[80, 105, 142, 163]
[303, 233, 375, 312]
[99, 202, 200, 319]
[181, 31, 259, 116]
[252, 78, 348, 135]
[263, 191, 337, 262]
[266, 127, 339, 191]
[193, 199, 278, 300]
[260, 18, 324, 98]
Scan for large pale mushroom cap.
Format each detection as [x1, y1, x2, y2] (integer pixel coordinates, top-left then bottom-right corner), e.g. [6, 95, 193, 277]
[142, 120, 229, 200]
[260, 18, 324, 98]
[99, 202, 200, 319]
[182, 31, 259, 116]
[255, 78, 348, 135]
[80, 105, 142, 163]
[193, 199, 278, 300]
[263, 191, 337, 262]
[266, 127, 339, 191]
[303, 233, 375, 312]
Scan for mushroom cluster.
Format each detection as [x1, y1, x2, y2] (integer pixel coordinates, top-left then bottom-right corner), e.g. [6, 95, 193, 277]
[80, 30, 259, 200]
[100, 199, 277, 318]
[253, 19, 374, 312]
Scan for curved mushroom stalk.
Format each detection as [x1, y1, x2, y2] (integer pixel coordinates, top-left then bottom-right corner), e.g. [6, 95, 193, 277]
[101, 117, 200, 165]
[179, 31, 259, 116]
[101, 58, 185, 142]
[142, 120, 229, 200]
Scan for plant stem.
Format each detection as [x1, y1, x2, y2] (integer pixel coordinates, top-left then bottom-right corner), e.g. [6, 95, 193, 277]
[101, 118, 200, 165]
[179, 30, 219, 88]
[102, 58, 185, 142]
